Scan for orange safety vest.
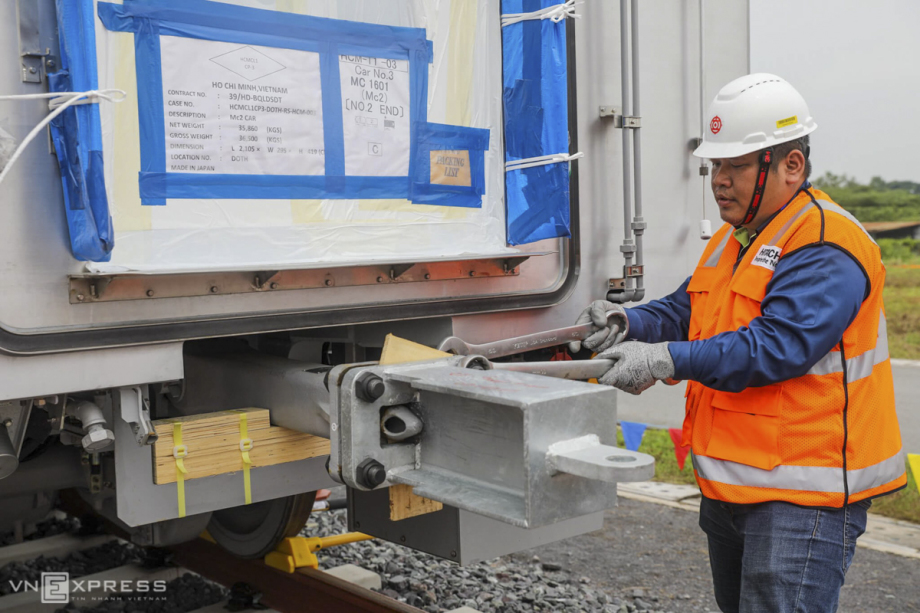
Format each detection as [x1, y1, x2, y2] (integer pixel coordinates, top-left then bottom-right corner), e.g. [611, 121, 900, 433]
[682, 186, 906, 507]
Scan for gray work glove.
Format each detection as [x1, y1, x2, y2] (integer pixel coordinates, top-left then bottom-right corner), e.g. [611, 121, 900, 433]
[594, 341, 675, 395]
[568, 300, 629, 354]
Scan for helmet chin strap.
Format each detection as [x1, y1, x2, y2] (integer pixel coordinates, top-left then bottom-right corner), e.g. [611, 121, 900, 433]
[739, 147, 774, 227]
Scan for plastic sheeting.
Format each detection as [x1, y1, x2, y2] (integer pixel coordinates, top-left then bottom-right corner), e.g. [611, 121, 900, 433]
[49, 0, 115, 262]
[502, 0, 572, 246]
[85, 0, 510, 273]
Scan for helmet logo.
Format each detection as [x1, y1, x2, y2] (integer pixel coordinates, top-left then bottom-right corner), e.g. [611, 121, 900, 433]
[710, 116, 722, 134]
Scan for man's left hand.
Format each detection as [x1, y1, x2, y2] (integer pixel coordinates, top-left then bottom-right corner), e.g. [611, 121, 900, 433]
[594, 342, 675, 395]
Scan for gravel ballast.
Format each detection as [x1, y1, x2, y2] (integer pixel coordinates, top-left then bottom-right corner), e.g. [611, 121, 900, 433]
[306, 507, 681, 613]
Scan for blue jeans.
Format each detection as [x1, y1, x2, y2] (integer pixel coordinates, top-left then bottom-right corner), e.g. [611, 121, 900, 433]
[699, 496, 870, 613]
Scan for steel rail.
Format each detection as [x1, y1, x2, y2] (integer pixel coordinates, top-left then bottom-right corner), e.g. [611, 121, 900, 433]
[170, 538, 424, 613]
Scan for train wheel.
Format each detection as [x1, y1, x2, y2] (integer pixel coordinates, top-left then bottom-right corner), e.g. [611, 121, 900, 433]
[206, 492, 316, 559]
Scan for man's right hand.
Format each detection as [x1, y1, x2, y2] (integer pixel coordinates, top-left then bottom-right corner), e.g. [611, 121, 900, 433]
[568, 300, 629, 354]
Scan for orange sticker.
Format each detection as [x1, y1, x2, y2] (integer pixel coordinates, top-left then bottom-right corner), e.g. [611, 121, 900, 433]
[430, 150, 471, 187]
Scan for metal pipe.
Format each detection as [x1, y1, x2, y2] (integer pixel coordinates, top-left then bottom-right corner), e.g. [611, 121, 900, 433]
[618, 0, 636, 302]
[630, 0, 645, 301]
[178, 353, 331, 438]
[698, 0, 713, 240]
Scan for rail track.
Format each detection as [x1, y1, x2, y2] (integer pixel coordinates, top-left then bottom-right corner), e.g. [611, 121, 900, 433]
[0, 514, 422, 613]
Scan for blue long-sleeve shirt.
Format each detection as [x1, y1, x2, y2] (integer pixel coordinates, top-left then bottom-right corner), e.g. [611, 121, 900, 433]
[625, 245, 868, 392]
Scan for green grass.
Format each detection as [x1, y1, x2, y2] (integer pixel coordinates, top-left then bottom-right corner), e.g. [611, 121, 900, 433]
[616, 426, 696, 486]
[879, 238, 920, 265]
[871, 465, 920, 523]
[883, 266, 920, 360]
[620, 427, 920, 523]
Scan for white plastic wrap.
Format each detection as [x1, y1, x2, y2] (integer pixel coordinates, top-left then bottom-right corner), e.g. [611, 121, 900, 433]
[90, 0, 511, 274]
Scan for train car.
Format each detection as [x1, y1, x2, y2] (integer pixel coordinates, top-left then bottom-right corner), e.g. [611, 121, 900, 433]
[0, 0, 748, 564]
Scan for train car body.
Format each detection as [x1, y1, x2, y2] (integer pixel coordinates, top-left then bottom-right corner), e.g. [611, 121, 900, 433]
[0, 0, 748, 563]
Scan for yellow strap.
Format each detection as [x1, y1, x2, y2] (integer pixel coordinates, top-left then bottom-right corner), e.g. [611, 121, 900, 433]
[173, 422, 187, 518]
[238, 412, 253, 505]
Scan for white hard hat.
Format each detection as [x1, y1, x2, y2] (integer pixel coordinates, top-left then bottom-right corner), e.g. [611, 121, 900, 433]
[693, 73, 817, 159]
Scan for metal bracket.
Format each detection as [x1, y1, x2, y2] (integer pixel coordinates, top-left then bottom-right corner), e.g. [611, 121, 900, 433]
[621, 116, 641, 129]
[624, 265, 644, 277]
[69, 254, 540, 303]
[546, 435, 654, 482]
[16, 0, 54, 83]
[598, 106, 641, 129]
[118, 387, 158, 446]
[332, 358, 655, 528]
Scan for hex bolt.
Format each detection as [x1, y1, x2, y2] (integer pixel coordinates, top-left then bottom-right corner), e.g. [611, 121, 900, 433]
[2, 419, 11, 428]
[356, 458, 386, 489]
[209, 286, 219, 293]
[76, 294, 85, 302]
[324, 279, 332, 286]
[424, 273, 431, 280]
[146, 289, 155, 297]
[69, 401, 115, 452]
[355, 372, 386, 402]
[270, 282, 279, 290]
[376, 276, 384, 283]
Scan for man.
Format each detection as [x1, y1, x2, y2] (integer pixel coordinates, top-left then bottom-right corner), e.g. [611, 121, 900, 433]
[572, 74, 906, 612]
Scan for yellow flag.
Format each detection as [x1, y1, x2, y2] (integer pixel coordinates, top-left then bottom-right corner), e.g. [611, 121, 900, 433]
[909, 454, 920, 496]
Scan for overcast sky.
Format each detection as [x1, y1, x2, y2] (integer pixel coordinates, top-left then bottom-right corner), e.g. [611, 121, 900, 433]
[750, 1, 920, 184]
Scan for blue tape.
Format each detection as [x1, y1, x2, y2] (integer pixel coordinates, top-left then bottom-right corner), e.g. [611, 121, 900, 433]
[98, 0, 433, 203]
[409, 122, 490, 208]
[138, 173, 407, 200]
[502, 0, 572, 245]
[47, 0, 114, 261]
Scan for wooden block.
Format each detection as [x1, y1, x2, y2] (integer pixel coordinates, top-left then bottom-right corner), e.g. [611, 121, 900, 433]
[388, 483, 443, 521]
[380, 334, 450, 365]
[151, 409, 330, 484]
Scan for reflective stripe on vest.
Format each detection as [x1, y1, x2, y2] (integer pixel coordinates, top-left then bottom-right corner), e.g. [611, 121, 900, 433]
[767, 201, 816, 246]
[704, 230, 732, 267]
[694, 447, 905, 495]
[812, 199, 877, 245]
[807, 311, 889, 379]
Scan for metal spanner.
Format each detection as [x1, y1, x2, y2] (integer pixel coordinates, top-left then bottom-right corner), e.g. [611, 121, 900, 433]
[453, 354, 614, 381]
[437, 311, 623, 359]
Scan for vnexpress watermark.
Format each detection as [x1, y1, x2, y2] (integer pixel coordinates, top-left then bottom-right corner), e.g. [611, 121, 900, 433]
[41, 572, 69, 603]
[7, 571, 168, 605]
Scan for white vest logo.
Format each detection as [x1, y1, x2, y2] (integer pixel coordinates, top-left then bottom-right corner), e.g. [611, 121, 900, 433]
[751, 245, 782, 271]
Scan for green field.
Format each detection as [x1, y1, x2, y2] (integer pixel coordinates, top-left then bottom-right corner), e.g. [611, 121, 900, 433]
[619, 427, 920, 523]
[884, 266, 920, 360]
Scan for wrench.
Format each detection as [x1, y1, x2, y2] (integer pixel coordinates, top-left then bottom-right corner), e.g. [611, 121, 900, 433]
[438, 311, 623, 359]
[455, 354, 614, 381]
[492, 359, 614, 380]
